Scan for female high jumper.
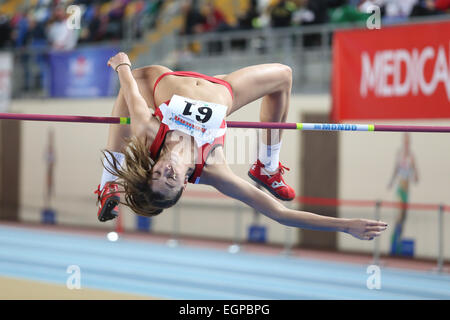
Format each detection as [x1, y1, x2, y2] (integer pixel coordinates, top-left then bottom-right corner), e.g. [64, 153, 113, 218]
[387, 133, 419, 254]
[94, 52, 388, 241]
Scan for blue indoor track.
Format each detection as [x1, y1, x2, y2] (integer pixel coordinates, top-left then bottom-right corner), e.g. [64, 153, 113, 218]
[0, 225, 449, 300]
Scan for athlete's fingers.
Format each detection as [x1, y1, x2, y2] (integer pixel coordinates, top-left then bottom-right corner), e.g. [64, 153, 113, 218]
[365, 231, 382, 239]
[365, 226, 387, 232]
[367, 220, 388, 227]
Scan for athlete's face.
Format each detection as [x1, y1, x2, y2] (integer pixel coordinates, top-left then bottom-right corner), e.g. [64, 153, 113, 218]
[150, 155, 188, 197]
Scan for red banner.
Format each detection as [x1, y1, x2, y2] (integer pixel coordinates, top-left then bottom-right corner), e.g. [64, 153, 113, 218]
[332, 21, 450, 121]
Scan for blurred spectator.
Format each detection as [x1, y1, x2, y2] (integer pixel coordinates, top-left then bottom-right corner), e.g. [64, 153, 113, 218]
[298, 0, 346, 47]
[25, 11, 49, 91]
[3, 0, 448, 53]
[306, 0, 347, 25]
[329, 1, 370, 24]
[11, 9, 30, 48]
[201, 1, 233, 54]
[200, 1, 232, 32]
[411, 0, 445, 16]
[0, 15, 12, 48]
[230, 0, 263, 53]
[125, 0, 146, 39]
[269, 0, 297, 28]
[292, 0, 316, 25]
[26, 12, 48, 47]
[179, 0, 206, 56]
[3, 0, 163, 48]
[238, 0, 261, 30]
[47, 6, 79, 51]
[180, 0, 206, 35]
[305, 0, 330, 24]
[103, 0, 128, 40]
[382, 0, 418, 23]
[79, 4, 105, 43]
[358, 0, 385, 12]
[435, 0, 450, 12]
[1, 0, 163, 95]
[180, 0, 233, 55]
[141, 0, 163, 30]
[357, 1, 384, 15]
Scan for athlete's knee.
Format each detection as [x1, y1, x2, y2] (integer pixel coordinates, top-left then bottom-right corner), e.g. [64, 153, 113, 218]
[276, 63, 292, 90]
[263, 64, 292, 96]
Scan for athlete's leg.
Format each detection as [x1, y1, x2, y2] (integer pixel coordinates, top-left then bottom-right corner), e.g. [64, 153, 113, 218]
[224, 63, 292, 152]
[223, 64, 295, 201]
[397, 186, 409, 231]
[391, 187, 408, 255]
[258, 75, 291, 173]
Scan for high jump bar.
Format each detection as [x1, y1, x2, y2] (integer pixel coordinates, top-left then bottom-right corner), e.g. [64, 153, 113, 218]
[1, 113, 450, 133]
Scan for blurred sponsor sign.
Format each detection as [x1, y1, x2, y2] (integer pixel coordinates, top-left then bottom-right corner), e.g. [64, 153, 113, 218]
[332, 21, 450, 121]
[247, 225, 267, 243]
[0, 52, 12, 112]
[48, 47, 118, 98]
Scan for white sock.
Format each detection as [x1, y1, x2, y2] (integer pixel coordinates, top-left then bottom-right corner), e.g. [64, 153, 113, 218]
[258, 140, 282, 173]
[100, 151, 125, 189]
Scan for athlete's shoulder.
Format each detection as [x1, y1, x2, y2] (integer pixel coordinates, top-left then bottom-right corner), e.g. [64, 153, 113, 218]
[198, 156, 231, 186]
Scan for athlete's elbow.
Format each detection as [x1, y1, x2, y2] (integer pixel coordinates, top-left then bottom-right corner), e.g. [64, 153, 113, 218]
[274, 214, 294, 227]
[269, 205, 290, 225]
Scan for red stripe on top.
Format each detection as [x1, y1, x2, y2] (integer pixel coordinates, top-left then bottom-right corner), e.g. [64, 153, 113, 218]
[149, 106, 169, 161]
[153, 71, 234, 104]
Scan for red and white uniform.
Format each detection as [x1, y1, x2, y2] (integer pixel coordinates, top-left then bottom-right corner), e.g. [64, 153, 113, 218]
[149, 71, 234, 184]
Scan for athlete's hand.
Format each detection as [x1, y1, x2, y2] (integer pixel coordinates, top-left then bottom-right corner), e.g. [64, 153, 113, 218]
[107, 52, 131, 72]
[345, 219, 388, 240]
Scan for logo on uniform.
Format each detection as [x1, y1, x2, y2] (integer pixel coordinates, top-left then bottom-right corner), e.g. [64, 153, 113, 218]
[271, 181, 286, 189]
[173, 115, 207, 133]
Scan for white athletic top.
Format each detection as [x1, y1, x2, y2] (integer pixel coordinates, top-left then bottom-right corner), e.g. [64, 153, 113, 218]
[159, 94, 227, 147]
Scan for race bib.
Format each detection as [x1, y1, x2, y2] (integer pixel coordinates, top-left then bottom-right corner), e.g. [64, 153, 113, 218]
[160, 95, 227, 147]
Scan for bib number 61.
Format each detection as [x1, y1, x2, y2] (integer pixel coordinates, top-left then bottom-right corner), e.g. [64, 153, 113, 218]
[182, 101, 212, 123]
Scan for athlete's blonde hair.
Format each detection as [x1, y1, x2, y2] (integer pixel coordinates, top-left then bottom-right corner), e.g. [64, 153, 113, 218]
[102, 137, 183, 217]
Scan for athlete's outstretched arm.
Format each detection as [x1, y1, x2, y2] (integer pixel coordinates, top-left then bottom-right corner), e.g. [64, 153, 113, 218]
[108, 52, 151, 135]
[203, 163, 388, 240]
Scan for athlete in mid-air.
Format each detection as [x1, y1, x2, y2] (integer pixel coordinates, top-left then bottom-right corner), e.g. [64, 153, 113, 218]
[94, 52, 388, 241]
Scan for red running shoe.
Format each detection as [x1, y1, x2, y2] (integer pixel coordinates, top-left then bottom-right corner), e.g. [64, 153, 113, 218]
[248, 159, 296, 201]
[94, 183, 120, 222]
